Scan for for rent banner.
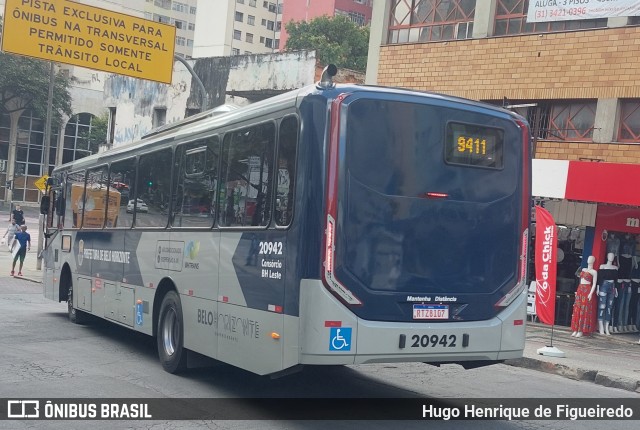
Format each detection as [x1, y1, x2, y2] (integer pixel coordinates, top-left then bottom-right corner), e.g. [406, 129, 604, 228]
[527, 0, 640, 23]
[535, 206, 557, 326]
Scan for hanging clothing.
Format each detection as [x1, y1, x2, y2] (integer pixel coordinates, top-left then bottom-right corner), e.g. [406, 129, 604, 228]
[571, 283, 596, 333]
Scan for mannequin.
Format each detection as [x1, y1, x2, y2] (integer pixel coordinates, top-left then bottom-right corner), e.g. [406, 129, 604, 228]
[606, 233, 620, 261]
[597, 252, 618, 335]
[613, 279, 632, 333]
[619, 234, 635, 278]
[571, 256, 597, 337]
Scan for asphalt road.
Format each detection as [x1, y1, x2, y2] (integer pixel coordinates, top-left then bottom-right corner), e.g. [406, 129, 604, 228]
[0, 276, 638, 430]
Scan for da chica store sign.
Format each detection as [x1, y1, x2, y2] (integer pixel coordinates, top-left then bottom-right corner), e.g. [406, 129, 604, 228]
[2, 0, 176, 84]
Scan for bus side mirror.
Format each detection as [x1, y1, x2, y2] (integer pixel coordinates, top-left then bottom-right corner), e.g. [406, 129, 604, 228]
[40, 196, 50, 215]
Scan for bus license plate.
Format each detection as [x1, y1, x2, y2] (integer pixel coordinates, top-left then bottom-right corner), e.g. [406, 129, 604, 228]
[413, 304, 449, 320]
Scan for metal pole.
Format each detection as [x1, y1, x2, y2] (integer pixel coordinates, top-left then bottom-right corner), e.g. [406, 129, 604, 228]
[173, 55, 209, 111]
[36, 62, 55, 271]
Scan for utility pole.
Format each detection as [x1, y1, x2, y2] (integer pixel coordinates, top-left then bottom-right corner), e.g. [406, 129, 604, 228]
[37, 62, 55, 271]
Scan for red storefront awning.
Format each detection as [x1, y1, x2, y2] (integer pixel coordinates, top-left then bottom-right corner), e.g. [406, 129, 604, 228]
[533, 160, 640, 207]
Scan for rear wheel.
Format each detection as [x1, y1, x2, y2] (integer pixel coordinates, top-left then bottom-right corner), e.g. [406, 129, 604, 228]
[157, 291, 187, 373]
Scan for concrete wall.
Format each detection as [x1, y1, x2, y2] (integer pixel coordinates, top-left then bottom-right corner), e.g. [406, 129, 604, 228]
[102, 50, 317, 146]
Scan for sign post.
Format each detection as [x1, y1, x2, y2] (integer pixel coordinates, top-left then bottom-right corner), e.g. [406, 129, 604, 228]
[2, 0, 176, 84]
[34, 175, 49, 194]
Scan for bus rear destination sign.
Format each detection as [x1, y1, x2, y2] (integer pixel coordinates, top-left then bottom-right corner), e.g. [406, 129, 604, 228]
[2, 0, 176, 84]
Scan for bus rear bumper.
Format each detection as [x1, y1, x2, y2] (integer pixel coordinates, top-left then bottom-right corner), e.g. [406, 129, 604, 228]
[298, 280, 527, 366]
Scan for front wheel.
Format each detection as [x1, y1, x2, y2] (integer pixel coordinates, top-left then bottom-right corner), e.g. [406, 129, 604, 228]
[67, 282, 88, 324]
[157, 291, 187, 373]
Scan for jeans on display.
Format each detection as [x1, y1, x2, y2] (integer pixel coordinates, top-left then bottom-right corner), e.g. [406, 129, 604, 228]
[598, 280, 615, 322]
[616, 284, 632, 327]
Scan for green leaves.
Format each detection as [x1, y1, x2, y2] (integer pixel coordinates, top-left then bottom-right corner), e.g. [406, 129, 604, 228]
[0, 52, 72, 125]
[284, 15, 370, 73]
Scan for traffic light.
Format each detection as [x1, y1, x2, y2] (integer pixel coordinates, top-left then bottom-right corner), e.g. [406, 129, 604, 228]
[148, 180, 153, 187]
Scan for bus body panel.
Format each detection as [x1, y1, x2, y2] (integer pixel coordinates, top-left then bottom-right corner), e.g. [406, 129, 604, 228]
[298, 279, 526, 365]
[334, 95, 527, 323]
[43, 83, 530, 376]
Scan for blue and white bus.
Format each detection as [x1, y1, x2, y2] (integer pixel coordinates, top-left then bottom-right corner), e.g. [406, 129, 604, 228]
[42, 68, 531, 376]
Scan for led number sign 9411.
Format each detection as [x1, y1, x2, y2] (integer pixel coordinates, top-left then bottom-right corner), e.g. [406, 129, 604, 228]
[446, 122, 504, 169]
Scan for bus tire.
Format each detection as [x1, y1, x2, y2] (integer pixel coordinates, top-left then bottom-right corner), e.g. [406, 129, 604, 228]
[67, 281, 88, 324]
[157, 291, 187, 373]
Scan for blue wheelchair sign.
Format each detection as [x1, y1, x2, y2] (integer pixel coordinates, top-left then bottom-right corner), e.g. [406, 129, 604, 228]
[136, 302, 143, 326]
[329, 327, 352, 351]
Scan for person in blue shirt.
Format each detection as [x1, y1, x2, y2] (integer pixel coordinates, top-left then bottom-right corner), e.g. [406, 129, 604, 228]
[11, 225, 31, 277]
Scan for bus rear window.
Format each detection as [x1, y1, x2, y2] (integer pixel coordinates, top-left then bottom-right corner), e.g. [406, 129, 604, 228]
[445, 122, 504, 169]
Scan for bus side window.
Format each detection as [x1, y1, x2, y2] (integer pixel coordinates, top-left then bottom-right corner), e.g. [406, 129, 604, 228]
[109, 158, 136, 228]
[66, 171, 85, 229]
[220, 122, 275, 227]
[172, 137, 219, 228]
[135, 148, 172, 228]
[275, 116, 298, 227]
[83, 166, 109, 229]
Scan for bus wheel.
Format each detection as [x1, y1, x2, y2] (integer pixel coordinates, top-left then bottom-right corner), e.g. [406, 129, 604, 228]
[67, 282, 87, 324]
[157, 291, 187, 373]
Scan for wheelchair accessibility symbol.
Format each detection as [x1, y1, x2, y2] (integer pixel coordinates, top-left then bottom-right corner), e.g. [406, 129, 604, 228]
[135, 302, 143, 326]
[329, 327, 352, 351]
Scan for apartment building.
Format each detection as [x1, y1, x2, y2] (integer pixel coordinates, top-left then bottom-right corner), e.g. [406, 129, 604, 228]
[366, 1, 640, 329]
[193, 0, 283, 57]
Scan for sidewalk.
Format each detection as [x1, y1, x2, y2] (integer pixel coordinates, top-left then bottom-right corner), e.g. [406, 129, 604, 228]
[0, 209, 42, 283]
[507, 321, 640, 393]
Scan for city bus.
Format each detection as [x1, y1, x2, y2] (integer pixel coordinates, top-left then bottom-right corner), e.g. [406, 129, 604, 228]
[42, 69, 531, 376]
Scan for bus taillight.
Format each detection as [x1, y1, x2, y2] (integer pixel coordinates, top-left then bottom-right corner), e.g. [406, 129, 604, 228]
[322, 94, 361, 306]
[495, 119, 531, 309]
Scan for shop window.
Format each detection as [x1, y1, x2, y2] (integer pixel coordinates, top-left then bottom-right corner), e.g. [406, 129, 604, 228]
[618, 99, 640, 142]
[388, 0, 475, 44]
[548, 101, 596, 141]
[494, 0, 606, 36]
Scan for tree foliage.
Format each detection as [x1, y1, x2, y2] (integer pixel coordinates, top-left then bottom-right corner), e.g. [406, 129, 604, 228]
[0, 19, 72, 124]
[0, 53, 73, 125]
[79, 112, 109, 154]
[285, 15, 370, 73]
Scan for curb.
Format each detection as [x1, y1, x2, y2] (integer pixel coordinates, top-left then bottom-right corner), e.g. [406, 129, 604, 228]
[505, 357, 640, 393]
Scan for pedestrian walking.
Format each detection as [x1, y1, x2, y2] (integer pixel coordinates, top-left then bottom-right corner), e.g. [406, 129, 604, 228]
[2, 219, 19, 251]
[11, 225, 31, 277]
[12, 205, 25, 226]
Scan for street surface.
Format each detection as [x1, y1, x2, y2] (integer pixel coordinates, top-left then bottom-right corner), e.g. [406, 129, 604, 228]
[0, 275, 638, 430]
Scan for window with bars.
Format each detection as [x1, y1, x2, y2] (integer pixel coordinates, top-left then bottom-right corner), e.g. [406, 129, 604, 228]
[548, 101, 597, 141]
[618, 99, 640, 142]
[388, 0, 475, 44]
[494, 0, 607, 36]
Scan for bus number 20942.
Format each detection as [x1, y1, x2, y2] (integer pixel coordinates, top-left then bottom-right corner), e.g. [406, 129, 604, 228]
[259, 241, 283, 255]
[411, 334, 457, 348]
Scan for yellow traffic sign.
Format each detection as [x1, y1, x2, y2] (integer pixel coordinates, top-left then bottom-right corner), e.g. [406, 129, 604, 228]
[34, 175, 49, 192]
[1, 0, 176, 84]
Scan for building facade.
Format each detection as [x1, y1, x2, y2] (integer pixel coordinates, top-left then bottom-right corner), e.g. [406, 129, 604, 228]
[366, 0, 640, 331]
[279, 0, 373, 49]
